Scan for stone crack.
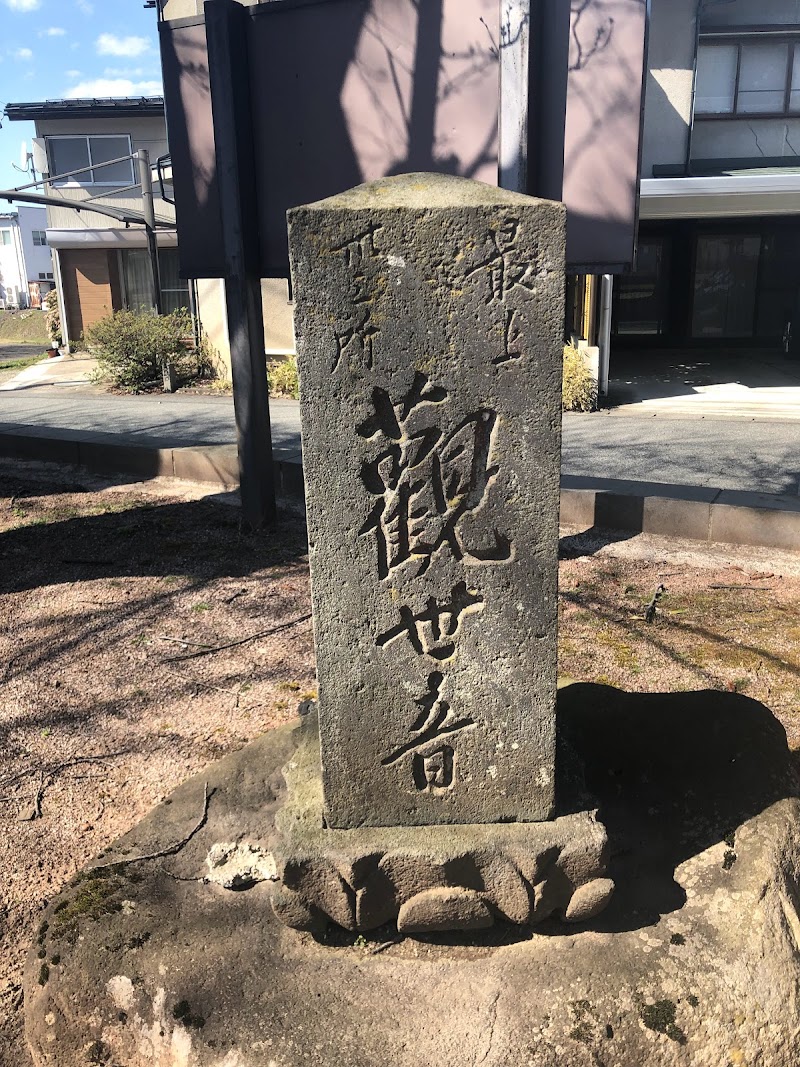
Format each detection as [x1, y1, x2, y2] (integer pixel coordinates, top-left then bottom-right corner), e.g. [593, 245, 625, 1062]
[473, 989, 501, 1066]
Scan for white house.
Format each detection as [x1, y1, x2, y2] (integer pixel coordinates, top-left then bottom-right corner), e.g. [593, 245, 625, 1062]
[0, 205, 53, 309]
[4, 97, 293, 370]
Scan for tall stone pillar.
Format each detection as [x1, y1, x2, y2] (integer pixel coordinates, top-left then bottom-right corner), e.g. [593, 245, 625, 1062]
[289, 173, 565, 829]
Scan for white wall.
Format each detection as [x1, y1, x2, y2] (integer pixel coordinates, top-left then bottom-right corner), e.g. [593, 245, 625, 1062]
[17, 206, 53, 289]
[640, 0, 698, 177]
[196, 277, 296, 382]
[0, 216, 27, 307]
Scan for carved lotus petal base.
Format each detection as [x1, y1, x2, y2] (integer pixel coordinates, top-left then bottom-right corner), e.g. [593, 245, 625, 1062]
[269, 712, 613, 934]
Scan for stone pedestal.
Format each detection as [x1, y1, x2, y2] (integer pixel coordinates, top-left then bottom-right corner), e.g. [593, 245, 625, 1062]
[24, 685, 800, 1067]
[270, 711, 612, 934]
[288, 173, 566, 828]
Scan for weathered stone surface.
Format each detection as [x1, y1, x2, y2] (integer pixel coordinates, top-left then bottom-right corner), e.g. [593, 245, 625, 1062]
[288, 173, 566, 828]
[397, 887, 493, 933]
[204, 841, 278, 889]
[270, 886, 325, 932]
[270, 710, 610, 931]
[24, 684, 800, 1067]
[564, 877, 616, 922]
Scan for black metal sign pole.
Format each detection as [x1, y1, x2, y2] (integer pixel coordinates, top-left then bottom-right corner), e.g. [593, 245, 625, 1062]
[206, 0, 276, 528]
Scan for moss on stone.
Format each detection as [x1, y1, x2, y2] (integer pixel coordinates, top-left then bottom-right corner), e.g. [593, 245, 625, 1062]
[85, 1039, 112, 1064]
[124, 931, 151, 951]
[172, 1000, 190, 1019]
[569, 1021, 593, 1044]
[50, 877, 123, 941]
[172, 999, 205, 1029]
[640, 1000, 687, 1044]
[570, 999, 593, 1020]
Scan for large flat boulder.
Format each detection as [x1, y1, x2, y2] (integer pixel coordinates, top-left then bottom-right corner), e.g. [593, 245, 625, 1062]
[24, 684, 800, 1067]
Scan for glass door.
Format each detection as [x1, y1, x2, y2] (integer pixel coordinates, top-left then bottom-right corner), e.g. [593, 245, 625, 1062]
[614, 237, 671, 336]
[691, 234, 761, 339]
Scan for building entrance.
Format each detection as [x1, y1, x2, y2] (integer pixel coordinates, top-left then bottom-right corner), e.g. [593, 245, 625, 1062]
[613, 218, 800, 352]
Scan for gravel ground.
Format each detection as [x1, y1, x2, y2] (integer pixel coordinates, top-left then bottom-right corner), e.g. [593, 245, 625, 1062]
[0, 461, 798, 1064]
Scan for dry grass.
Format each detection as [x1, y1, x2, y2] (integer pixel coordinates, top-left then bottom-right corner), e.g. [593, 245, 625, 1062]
[558, 547, 800, 748]
[0, 310, 49, 345]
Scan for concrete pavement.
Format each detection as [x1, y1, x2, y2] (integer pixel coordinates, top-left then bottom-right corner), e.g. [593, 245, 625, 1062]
[607, 350, 800, 419]
[0, 391, 300, 459]
[0, 387, 797, 551]
[0, 352, 96, 392]
[0, 391, 797, 495]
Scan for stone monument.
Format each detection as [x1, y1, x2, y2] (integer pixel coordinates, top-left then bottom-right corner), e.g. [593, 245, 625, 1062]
[22, 177, 800, 1065]
[272, 172, 613, 932]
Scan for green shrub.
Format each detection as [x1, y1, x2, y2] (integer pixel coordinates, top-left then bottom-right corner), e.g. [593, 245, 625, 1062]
[87, 309, 195, 392]
[44, 289, 61, 345]
[195, 331, 223, 380]
[562, 343, 597, 412]
[267, 354, 299, 399]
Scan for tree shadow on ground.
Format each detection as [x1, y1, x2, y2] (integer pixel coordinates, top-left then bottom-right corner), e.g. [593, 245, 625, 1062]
[0, 495, 307, 598]
[0, 465, 111, 502]
[0, 479, 311, 730]
[559, 583, 800, 690]
[553, 682, 800, 934]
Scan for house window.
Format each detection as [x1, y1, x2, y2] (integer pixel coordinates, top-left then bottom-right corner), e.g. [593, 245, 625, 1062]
[38, 272, 54, 280]
[32, 230, 47, 246]
[157, 248, 190, 316]
[696, 39, 800, 117]
[48, 135, 134, 186]
[121, 247, 190, 316]
[0, 231, 11, 246]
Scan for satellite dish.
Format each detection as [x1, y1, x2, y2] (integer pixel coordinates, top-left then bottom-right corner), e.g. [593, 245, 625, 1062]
[19, 141, 29, 169]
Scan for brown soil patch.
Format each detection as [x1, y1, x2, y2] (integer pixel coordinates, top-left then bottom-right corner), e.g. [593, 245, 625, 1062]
[558, 531, 800, 750]
[0, 464, 313, 1062]
[1, 463, 798, 1063]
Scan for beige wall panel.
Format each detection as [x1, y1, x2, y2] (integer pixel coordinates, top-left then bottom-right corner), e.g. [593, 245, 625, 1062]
[38, 116, 173, 230]
[261, 278, 294, 355]
[196, 278, 231, 380]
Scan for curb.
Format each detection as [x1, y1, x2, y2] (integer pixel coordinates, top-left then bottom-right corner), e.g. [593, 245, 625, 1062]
[0, 429, 798, 553]
[0, 430, 304, 502]
[561, 475, 800, 553]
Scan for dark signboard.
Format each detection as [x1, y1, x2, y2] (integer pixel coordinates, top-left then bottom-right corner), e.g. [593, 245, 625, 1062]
[563, 0, 650, 271]
[160, 19, 226, 277]
[161, 0, 499, 278]
[160, 0, 648, 278]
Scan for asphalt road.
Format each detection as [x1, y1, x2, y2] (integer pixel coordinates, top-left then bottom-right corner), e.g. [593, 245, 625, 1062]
[0, 392, 797, 496]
